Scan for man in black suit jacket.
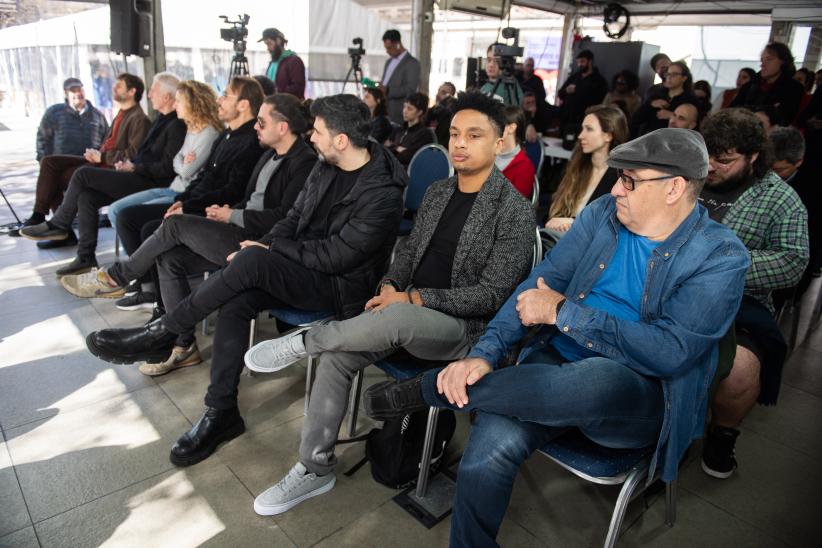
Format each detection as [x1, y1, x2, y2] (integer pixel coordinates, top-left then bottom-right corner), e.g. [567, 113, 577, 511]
[381, 29, 421, 124]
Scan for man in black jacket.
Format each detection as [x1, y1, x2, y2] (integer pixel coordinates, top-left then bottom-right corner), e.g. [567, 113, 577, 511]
[84, 94, 406, 466]
[243, 91, 536, 516]
[62, 93, 316, 376]
[557, 50, 607, 131]
[21, 72, 187, 276]
[107, 76, 265, 310]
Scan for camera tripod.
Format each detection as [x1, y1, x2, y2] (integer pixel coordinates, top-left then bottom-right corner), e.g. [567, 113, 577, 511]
[0, 184, 22, 233]
[342, 53, 364, 94]
[230, 52, 249, 77]
[488, 73, 522, 104]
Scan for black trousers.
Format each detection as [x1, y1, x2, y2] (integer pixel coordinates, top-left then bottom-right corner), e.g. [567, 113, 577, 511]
[116, 204, 168, 291]
[162, 246, 337, 409]
[50, 166, 158, 259]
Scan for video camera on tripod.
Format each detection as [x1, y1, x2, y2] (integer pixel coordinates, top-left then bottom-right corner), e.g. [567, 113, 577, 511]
[490, 27, 524, 77]
[219, 14, 250, 76]
[343, 37, 366, 93]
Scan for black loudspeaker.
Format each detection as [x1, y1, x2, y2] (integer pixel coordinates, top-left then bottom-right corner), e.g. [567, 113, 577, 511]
[110, 0, 153, 57]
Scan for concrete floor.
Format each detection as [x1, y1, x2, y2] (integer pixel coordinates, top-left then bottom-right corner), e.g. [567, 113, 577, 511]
[1, 108, 821, 548]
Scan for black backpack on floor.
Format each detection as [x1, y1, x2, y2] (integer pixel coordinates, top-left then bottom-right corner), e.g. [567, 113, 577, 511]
[340, 409, 456, 489]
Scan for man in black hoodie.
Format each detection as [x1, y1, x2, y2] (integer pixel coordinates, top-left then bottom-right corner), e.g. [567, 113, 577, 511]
[85, 94, 407, 466]
[21, 72, 187, 276]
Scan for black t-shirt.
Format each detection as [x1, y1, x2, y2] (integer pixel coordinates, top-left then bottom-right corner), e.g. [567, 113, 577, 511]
[699, 175, 755, 222]
[307, 164, 364, 239]
[412, 188, 478, 289]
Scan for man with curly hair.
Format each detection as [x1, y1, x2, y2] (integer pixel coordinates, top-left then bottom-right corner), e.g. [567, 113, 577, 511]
[699, 108, 809, 479]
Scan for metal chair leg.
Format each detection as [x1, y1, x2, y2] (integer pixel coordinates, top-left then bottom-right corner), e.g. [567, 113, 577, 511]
[243, 316, 258, 377]
[414, 407, 440, 499]
[304, 355, 314, 416]
[665, 479, 677, 526]
[201, 272, 210, 336]
[347, 370, 363, 437]
[114, 234, 120, 260]
[603, 466, 648, 548]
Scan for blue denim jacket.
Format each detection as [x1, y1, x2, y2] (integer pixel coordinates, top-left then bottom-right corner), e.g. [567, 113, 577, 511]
[468, 195, 750, 482]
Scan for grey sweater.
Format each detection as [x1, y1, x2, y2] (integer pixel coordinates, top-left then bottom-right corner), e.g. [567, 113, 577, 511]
[383, 166, 535, 344]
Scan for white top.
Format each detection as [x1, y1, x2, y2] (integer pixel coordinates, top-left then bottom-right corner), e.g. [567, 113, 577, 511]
[169, 125, 220, 193]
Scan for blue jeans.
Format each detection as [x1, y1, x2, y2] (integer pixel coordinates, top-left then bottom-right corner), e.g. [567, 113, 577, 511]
[420, 348, 664, 548]
[107, 187, 175, 233]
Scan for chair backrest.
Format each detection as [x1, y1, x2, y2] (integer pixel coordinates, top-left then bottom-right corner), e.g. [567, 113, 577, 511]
[405, 144, 453, 212]
[524, 140, 545, 178]
[531, 174, 540, 208]
[532, 226, 543, 269]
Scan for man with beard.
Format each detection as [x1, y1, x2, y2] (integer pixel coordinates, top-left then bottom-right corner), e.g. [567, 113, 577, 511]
[260, 28, 306, 100]
[699, 108, 808, 479]
[84, 94, 406, 466]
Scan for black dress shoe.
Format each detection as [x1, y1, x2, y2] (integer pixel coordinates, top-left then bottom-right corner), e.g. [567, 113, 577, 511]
[19, 221, 69, 241]
[56, 255, 97, 277]
[170, 406, 245, 466]
[364, 376, 429, 421]
[86, 318, 177, 364]
[37, 229, 78, 249]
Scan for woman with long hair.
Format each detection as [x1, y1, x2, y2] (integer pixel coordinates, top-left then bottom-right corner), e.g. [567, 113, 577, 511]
[363, 87, 392, 144]
[731, 41, 805, 126]
[107, 79, 221, 231]
[630, 61, 697, 137]
[545, 105, 628, 237]
[721, 68, 756, 109]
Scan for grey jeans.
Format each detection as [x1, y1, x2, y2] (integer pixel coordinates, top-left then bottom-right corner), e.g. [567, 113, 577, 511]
[300, 302, 473, 475]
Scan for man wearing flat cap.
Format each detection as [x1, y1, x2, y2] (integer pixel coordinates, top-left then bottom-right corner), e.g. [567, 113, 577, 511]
[364, 128, 751, 547]
[260, 28, 306, 99]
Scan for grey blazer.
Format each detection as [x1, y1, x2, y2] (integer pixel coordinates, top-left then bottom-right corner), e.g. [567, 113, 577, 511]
[382, 52, 421, 124]
[383, 167, 535, 344]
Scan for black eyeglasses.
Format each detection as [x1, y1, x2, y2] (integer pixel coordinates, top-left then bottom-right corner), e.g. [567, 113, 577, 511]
[617, 169, 677, 191]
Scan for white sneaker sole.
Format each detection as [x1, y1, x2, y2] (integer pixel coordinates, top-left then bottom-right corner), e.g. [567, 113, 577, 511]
[700, 459, 734, 479]
[253, 475, 336, 516]
[243, 328, 310, 373]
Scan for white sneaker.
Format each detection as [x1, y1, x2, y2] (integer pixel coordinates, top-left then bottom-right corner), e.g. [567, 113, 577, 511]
[138, 343, 202, 376]
[254, 462, 336, 516]
[244, 328, 309, 373]
[60, 268, 125, 299]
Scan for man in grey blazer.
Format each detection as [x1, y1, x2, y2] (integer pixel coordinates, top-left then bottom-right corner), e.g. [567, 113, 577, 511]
[380, 29, 421, 124]
[244, 91, 536, 517]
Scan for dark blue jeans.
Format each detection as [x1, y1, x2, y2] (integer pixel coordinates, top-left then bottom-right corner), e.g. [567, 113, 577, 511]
[420, 348, 664, 548]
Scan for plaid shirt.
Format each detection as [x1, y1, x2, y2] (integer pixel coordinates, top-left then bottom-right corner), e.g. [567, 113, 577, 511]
[722, 170, 809, 312]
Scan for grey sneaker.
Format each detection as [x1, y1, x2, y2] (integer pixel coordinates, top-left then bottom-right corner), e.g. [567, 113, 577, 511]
[244, 328, 309, 373]
[60, 269, 125, 298]
[19, 221, 69, 241]
[254, 462, 336, 516]
[138, 343, 202, 376]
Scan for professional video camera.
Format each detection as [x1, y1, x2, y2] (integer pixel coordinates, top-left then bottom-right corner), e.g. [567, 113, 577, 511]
[220, 14, 250, 55]
[343, 37, 365, 92]
[348, 37, 365, 59]
[491, 27, 524, 77]
[219, 14, 250, 76]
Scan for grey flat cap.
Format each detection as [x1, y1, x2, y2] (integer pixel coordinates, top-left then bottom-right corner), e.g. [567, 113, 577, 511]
[607, 128, 709, 180]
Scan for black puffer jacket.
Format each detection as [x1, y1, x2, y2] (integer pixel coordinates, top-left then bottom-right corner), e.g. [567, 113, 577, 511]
[263, 141, 406, 318]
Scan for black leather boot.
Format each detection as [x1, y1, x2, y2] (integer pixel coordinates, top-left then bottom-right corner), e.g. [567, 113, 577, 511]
[86, 318, 177, 365]
[170, 406, 245, 467]
[55, 254, 97, 276]
[364, 376, 429, 421]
